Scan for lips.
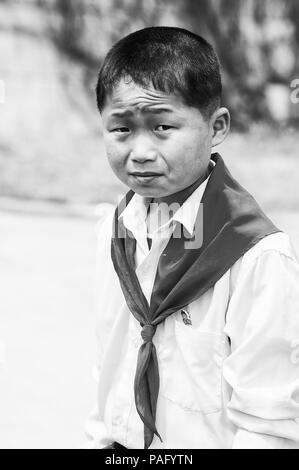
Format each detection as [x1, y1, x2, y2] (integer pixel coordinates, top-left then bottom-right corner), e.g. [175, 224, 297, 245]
[130, 172, 163, 184]
[130, 172, 163, 177]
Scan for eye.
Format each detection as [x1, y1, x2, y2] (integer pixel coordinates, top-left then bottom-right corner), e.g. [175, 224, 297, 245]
[155, 125, 174, 132]
[111, 127, 130, 133]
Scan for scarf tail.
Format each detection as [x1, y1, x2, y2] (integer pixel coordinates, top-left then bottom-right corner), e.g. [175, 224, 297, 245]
[134, 342, 162, 448]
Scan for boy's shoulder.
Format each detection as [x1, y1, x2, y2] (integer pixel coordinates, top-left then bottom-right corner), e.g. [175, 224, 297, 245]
[230, 231, 298, 291]
[94, 203, 116, 241]
[241, 231, 298, 266]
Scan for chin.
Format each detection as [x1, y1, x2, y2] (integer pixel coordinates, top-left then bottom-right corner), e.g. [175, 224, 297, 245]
[132, 187, 164, 198]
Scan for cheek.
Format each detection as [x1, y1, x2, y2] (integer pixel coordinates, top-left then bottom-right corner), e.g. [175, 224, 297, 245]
[169, 131, 210, 174]
[104, 140, 126, 171]
[185, 128, 210, 155]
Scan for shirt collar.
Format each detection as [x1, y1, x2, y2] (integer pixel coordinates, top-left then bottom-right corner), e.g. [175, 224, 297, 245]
[119, 193, 150, 241]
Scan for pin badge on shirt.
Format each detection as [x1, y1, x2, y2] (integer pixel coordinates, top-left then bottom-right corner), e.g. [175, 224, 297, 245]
[181, 308, 192, 326]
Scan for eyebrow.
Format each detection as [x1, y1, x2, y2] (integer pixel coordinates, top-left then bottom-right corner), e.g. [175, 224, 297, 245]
[110, 107, 175, 118]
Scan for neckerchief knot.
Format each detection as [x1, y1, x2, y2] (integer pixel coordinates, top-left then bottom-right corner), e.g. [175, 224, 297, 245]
[141, 324, 156, 343]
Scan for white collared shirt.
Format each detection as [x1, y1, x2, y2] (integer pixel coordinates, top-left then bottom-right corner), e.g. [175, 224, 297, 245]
[85, 177, 299, 449]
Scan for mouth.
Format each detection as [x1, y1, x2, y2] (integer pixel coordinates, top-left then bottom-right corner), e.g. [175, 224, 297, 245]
[130, 172, 163, 177]
[129, 172, 163, 184]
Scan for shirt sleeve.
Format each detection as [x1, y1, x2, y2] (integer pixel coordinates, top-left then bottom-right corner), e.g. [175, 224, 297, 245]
[223, 241, 299, 449]
[84, 404, 112, 449]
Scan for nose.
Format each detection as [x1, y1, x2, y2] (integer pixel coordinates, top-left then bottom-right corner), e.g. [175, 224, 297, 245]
[130, 134, 158, 163]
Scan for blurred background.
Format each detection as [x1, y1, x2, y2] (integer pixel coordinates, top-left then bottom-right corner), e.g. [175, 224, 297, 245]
[0, 0, 298, 449]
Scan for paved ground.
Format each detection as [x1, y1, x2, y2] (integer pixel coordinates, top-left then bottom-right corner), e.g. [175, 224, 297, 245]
[0, 210, 97, 449]
[0, 206, 298, 449]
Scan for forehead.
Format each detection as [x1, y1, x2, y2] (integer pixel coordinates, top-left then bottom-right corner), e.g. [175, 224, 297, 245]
[103, 78, 188, 116]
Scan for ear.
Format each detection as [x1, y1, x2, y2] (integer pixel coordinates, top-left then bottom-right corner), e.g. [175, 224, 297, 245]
[211, 107, 230, 147]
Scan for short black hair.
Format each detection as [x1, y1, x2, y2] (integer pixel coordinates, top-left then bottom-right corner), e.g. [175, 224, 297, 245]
[96, 26, 222, 118]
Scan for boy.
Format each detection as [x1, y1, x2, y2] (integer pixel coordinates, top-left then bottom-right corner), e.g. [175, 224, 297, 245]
[85, 27, 299, 449]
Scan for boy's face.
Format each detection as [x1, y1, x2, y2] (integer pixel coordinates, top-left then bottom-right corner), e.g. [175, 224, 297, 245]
[101, 79, 215, 201]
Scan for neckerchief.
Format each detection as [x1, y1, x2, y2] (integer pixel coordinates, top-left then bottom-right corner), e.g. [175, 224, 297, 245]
[111, 153, 280, 448]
